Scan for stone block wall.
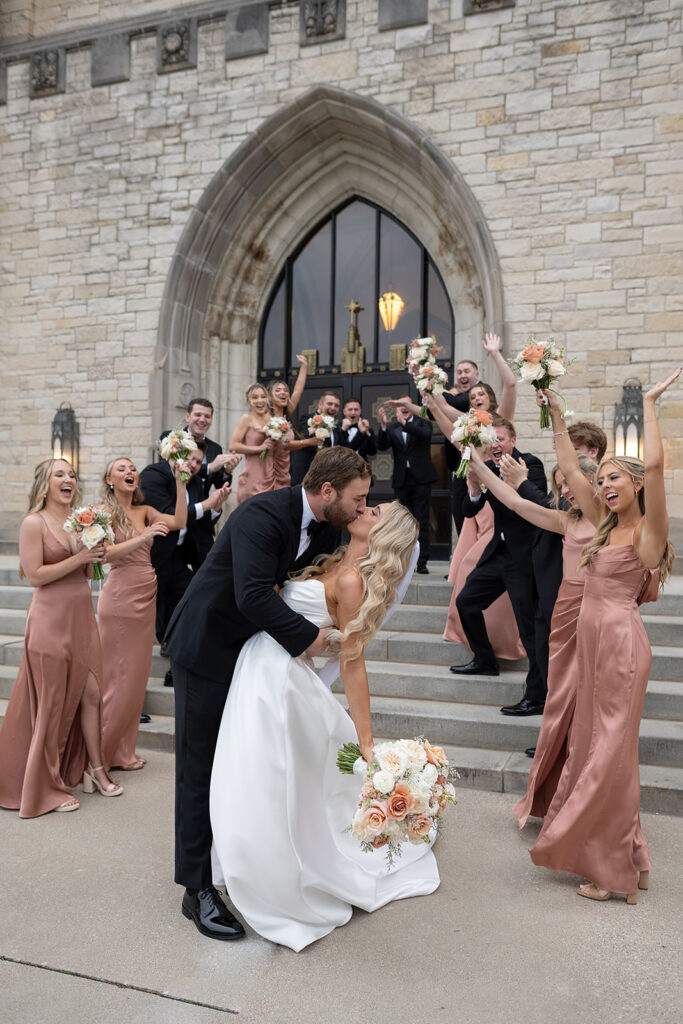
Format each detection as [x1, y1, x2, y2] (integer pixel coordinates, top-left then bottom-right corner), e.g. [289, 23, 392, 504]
[1, 0, 682, 537]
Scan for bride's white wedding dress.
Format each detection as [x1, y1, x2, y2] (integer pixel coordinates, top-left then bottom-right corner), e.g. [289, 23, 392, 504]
[209, 578, 440, 952]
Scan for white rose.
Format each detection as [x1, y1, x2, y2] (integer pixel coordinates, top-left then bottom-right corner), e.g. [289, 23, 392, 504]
[398, 739, 427, 766]
[519, 361, 546, 382]
[81, 524, 106, 549]
[375, 744, 408, 777]
[546, 359, 566, 378]
[451, 422, 466, 444]
[422, 763, 438, 786]
[372, 769, 395, 794]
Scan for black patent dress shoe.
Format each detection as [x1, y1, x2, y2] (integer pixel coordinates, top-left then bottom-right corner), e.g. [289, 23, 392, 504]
[416, 563, 429, 574]
[139, 713, 151, 724]
[160, 642, 169, 657]
[500, 698, 545, 716]
[164, 669, 174, 688]
[525, 747, 537, 758]
[182, 886, 245, 941]
[449, 658, 499, 676]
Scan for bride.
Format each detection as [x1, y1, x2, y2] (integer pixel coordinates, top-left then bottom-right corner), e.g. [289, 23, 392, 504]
[209, 501, 440, 951]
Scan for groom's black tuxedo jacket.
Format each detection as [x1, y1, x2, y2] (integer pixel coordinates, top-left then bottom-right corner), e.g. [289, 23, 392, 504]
[164, 485, 340, 684]
[462, 448, 547, 571]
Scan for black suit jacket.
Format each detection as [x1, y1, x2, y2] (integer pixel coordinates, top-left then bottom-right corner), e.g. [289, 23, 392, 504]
[289, 415, 348, 485]
[441, 391, 471, 473]
[164, 486, 340, 683]
[139, 461, 215, 573]
[344, 424, 378, 463]
[462, 449, 547, 570]
[517, 478, 564, 606]
[378, 417, 438, 489]
[159, 430, 229, 498]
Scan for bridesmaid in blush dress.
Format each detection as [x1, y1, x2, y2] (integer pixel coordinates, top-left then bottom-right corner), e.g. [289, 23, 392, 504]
[266, 354, 316, 490]
[527, 374, 679, 905]
[99, 455, 187, 772]
[0, 459, 122, 816]
[230, 384, 275, 504]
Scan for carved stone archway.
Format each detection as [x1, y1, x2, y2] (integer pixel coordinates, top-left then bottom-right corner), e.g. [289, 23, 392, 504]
[153, 85, 505, 442]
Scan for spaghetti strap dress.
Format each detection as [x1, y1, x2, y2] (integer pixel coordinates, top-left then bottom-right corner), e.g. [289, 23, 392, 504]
[443, 503, 525, 660]
[0, 518, 101, 816]
[529, 542, 654, 895]
[514, 517, 595, 826]
[272, 427, 294, 489]
[99, 523, 157, 769]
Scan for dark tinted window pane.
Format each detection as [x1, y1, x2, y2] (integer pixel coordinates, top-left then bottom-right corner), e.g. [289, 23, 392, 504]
[427, 260, 454, 356]
[261, 275, 286, 369]
[378, 214, 421, 362]
[334, 201, 377, 363]
[292, 221, 332, 365]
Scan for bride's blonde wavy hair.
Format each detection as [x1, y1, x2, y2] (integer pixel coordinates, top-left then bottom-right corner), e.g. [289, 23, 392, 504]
[294, 502, 419, 661]
[577, 456, 675, 585]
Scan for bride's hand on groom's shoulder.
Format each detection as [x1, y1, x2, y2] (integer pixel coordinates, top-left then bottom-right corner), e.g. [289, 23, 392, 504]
[305, 626, 334, 658]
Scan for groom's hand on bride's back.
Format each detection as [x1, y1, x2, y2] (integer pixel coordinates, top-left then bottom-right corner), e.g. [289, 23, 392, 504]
[305, 627, 335, 658]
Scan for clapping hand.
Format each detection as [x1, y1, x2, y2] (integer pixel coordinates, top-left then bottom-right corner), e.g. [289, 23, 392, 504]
[378, 406, 387, 428]
[644, 367, 681, 403]
[224, 452, 241, 473]
[500, 454, 528, 489]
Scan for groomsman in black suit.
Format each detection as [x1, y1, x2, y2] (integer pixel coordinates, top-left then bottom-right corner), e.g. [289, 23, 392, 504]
[341, 397, 377, 464]
[139, 443, 234, 672]
[163, 397, 235, 498]
[450, 417, 548, 716]
[289, 391, 347, 485]
[441, 360, 481, 534]
[378, 399, 438, 574]
[165, 447, 372, 941]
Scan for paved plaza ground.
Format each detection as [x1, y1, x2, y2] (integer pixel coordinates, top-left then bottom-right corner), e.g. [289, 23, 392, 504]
[1, 750, 681, 1024]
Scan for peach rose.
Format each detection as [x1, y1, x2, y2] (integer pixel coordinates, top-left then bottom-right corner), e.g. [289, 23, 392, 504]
[386, 783, 415, 821]
[521, 343, 545, 364]
[371, 835, 390, 849]
[407, 814, 432, 842]
[473, 409, 493, 426]
[424, 744, 448, 768]
[352, 801, 387, 841]
[76, 508, 94, 526]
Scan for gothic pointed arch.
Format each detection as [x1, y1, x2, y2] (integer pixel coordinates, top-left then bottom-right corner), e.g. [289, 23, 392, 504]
[153, 85, 504, 439]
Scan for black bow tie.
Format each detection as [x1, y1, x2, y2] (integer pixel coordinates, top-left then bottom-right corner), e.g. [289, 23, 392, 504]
[307, 519, 325, 537]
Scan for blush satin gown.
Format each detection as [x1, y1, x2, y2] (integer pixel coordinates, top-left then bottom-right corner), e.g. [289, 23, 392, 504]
[443, 503, 525, 660]
[235, 427, 275, 505]
[209, 579, 440, 952]
[99, 523, 157, 770]
[0, 518, 100, 816]
[529, 542, 656, 895]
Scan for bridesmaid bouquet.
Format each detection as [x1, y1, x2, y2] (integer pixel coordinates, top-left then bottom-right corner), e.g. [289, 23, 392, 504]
[406, 336, 448, 416]
[158, 429, 198, 483]
[337, 738, 458, 869]
[261, 416, 290, 459]
[307, 413, 336, 442]
[450, 409, 499, 479]
[509, 335, 569, 428]
[64, 505, 115, 581]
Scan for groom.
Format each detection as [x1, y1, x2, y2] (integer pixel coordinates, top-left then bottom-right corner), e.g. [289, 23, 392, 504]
[165, 447, 372, 940]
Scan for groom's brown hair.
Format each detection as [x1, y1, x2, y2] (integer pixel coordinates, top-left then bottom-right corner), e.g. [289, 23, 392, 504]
[303, 447, 371, 494]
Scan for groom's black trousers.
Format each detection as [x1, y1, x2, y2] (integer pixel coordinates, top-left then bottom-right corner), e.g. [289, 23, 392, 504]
[172, 662, 230, 891]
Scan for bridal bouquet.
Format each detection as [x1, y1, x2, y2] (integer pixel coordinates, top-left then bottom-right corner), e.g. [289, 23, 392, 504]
[158, 429, 198, 483]
[307, 412, 336, 442]
[64, 505, 115, 581]
[261, 416, 290, 459]
[337, 738, 458, 868]
[510, 335, 569, 429]
[450, 409, 499, 479]
[406, 337, 448, 416]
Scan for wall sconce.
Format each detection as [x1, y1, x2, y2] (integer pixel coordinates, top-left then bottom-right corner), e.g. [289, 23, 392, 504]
[613, 379, 643, 460]
[51, 403, 80, 474]
[378, 291, 404, 332]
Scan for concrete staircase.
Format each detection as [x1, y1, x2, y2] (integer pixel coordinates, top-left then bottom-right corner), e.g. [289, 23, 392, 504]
[1, 555, 682, 815]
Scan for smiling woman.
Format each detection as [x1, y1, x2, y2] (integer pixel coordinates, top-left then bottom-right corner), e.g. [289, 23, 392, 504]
[0, 458, 122, 816]
[97, 454, 188, 773]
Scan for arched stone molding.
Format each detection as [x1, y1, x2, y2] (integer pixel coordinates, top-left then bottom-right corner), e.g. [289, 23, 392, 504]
[154, 84, 505, 442]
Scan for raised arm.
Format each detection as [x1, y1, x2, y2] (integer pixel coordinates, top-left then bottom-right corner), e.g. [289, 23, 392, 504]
[287, 354, 308, 416]
[425, 393, 460, 437]
[482, 333, 517, 421]
[541, 389, 603, 526]
[635, 368, 681, 567]
[336, 571, 374, 766]
[467, 450, 567, 535]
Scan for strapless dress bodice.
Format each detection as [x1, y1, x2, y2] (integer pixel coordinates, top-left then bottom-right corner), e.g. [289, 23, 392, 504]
[281, 579, 334, 629]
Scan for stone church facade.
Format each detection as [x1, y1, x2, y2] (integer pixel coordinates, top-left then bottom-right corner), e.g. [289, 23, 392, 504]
[1, 0, 682, 540]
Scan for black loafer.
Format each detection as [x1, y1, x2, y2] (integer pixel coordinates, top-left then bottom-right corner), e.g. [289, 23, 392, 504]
[450, 658, 499, 676]
[525, 747, 537, 758]
[160, 643, 169, 657]
[500, 699, 545, 716]
[164, 669, 174, 688]
[139, 713, 151, 724]
[416, 564, 429, 574]
[182, 886, 245, 941]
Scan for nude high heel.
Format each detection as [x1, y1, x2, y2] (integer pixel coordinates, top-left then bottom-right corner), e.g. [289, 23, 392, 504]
[638, 870, 649, 891]
[83, 764, 123, 797]
[577, 883, 637, 905]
